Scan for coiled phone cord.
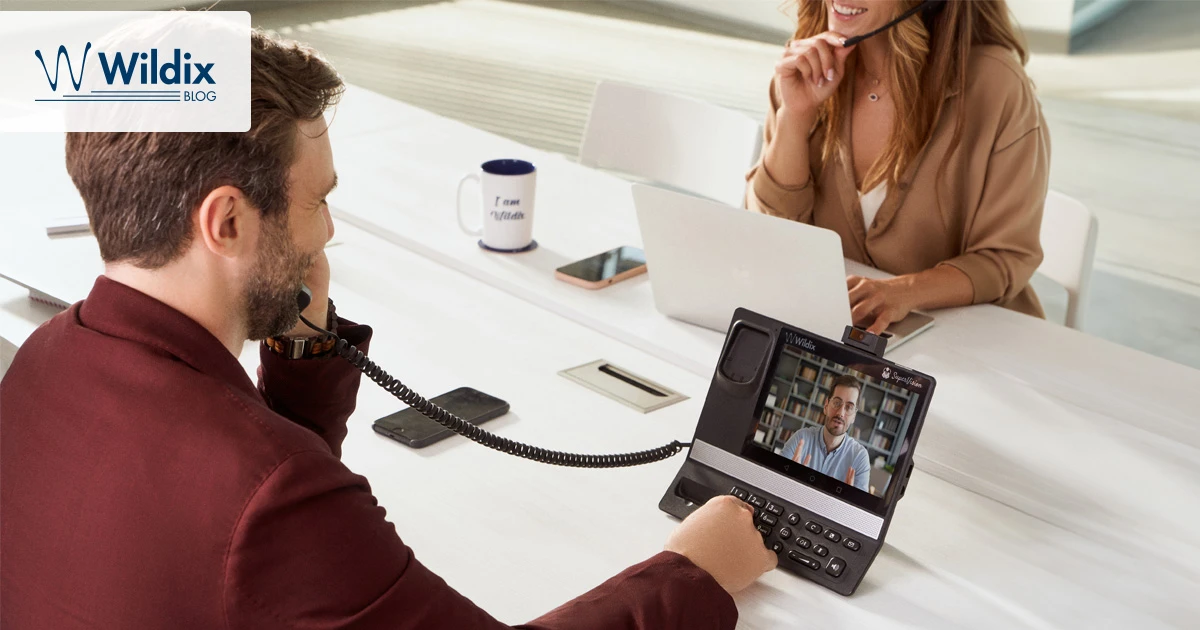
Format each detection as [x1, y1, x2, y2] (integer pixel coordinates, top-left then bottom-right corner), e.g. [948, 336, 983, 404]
[300, 314, 692, 468]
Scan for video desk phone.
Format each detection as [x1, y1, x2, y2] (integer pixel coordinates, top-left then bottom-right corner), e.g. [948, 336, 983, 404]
[658, 309, 936, 595]
[299, 286, 934, 595]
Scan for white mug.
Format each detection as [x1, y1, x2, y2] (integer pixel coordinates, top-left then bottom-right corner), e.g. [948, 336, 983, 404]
[456, 159, 537, 252]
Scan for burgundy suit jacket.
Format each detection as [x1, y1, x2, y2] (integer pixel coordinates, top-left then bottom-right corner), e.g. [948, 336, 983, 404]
[1, 276, 736, 629]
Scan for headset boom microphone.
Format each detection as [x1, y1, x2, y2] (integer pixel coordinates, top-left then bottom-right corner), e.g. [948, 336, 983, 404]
[842, 0, 944, 47]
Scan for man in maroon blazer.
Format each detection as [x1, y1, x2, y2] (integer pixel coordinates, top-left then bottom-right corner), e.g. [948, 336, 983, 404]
[0, 29, 776, 629]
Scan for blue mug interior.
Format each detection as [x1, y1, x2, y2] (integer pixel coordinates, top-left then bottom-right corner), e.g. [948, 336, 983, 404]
[482, 159, 536, 176]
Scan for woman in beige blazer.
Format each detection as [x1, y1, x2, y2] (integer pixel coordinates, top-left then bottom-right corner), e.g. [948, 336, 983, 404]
[747, 0, 1049, 333]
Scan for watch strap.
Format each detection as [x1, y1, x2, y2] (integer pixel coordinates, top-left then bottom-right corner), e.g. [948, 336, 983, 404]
[266, 299, 338, 359]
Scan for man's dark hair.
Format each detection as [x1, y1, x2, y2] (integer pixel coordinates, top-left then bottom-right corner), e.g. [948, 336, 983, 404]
[829, 374, 862, 404]
[65, 29, 344, 268]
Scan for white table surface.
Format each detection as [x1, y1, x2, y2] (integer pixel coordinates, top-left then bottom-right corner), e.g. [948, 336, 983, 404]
[5, 216, 1191, 628]
[327, 222, 1200, 629]
[2, 88, 1199, 627]
[319, 83, 1200, 551]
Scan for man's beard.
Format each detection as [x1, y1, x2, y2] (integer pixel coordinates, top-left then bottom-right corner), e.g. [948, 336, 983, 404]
[826, 416, 848, 437]
[243, 216, 314, 341]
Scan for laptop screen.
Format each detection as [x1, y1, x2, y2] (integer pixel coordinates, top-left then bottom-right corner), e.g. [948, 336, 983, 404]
[740, 334, 932, 515]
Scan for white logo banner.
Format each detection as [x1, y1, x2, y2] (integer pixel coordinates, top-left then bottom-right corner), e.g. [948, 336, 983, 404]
[0, 11, 250, 132]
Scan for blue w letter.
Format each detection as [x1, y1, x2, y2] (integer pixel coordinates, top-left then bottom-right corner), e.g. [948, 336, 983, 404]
[98, 51, 139, 85]
[34, 43, 92, 91]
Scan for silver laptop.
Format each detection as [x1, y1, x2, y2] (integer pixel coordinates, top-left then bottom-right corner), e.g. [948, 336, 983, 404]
[631, 184, 933, 353]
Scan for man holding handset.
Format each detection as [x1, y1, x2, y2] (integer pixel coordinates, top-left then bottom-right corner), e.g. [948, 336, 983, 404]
[0, 27, 774, 629]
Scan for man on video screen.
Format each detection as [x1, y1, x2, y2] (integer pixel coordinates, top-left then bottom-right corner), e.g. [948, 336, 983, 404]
[781, 375, 871, 492]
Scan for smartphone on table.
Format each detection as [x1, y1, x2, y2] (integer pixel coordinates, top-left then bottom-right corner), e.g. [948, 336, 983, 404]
[373, 387, 509, 448]
[554, 246, 647, 289]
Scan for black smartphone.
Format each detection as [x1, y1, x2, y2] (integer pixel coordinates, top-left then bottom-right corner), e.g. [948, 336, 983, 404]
[372, 387, 509, 448]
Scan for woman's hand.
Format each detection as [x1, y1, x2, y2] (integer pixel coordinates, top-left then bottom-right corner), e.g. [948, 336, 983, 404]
[775, 33, 856, 122]
[846, 267, 975, 334]
[847, 275, 915, 335]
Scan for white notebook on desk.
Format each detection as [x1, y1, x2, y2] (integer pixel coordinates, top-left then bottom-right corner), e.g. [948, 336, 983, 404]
[0, 211, 104, 310]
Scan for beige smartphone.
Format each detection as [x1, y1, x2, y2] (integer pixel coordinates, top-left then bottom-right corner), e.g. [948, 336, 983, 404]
[883, 310, 935, 350]
[555, 246, 647, 289]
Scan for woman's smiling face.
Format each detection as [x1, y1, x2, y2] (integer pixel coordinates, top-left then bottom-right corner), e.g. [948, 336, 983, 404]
[826, 0, 903, 37]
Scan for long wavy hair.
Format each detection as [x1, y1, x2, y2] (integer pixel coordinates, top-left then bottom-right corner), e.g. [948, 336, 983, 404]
[792, 0, 1027, 191]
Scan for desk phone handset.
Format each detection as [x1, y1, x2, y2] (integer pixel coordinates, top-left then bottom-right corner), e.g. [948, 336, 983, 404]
[295, 286, 689, 468]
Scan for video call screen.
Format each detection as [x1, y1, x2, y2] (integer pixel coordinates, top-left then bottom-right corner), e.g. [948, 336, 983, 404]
[742, 342, 926, 509]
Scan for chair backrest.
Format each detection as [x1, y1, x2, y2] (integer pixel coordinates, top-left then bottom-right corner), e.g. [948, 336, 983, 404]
[1038, 190, 1099, 330]
[578, 80, 763, 208]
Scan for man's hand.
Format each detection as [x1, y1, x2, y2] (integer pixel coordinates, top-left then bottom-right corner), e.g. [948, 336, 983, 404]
[284, 252, 331, 338]
[846, 275, 915, 335]
[664, 495, 777, 593]
[791, 438, 806, 463]
[845, 467, 856, 486]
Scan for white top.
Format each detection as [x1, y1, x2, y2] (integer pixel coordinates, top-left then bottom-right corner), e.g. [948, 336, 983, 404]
[860, 183, 888, 230]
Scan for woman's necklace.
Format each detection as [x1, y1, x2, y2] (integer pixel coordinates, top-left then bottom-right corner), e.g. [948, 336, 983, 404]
[861, 67, 887, 103]
[867, 79, 883, 102]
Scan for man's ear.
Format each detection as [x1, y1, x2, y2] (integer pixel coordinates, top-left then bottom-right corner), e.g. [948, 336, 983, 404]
[196, 185, 255, 259]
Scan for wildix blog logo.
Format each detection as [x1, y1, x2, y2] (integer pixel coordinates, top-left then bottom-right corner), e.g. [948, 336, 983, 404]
[33, 42, 217, 102]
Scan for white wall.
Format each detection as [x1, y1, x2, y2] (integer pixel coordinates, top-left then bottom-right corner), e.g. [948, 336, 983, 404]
[649, 0, 1078, 39]
[1007, 0, 1075, 34]
[662, 0, 794, 35]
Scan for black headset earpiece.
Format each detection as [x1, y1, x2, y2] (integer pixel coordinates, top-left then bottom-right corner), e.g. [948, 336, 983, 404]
[842, 0, 945, 47]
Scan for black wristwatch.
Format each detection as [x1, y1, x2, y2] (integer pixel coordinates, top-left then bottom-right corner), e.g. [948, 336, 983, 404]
[265, 299, 338, 359]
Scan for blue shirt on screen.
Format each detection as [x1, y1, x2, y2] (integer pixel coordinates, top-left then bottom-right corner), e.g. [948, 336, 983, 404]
[780, 425, 871, 492]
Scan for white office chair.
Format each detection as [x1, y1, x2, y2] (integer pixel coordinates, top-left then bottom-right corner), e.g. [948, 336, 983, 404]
[578, 80, 763, 208]
[1037, 190, 1099, 330]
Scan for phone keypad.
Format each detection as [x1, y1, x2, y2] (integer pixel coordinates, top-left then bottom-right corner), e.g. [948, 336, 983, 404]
[729, 486, 865, 584]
